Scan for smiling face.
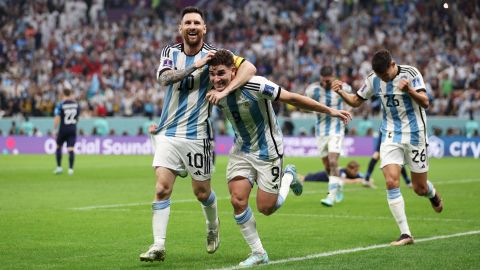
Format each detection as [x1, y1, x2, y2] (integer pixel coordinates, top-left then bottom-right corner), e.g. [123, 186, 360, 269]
[179, 12, 206, 47]
[209, 64, 236, 92]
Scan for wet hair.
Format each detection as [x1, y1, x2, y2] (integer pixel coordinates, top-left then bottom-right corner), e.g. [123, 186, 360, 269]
[320, 66, 334, 77]
[208, 49, 234, 67]
[371, 49, 392, 74]
[181, 6, 204, 21]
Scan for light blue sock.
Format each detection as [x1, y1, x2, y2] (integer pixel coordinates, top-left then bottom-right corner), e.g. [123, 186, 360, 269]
[275, 195, 285, 210]
[201, 190, 216, 207]
[426, 180, 436, 199]
[234, 206, 253, 225]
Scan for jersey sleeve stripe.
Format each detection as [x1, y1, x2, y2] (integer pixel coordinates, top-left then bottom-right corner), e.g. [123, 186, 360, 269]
[204, 43, 217, 50]
[157, 68, 171, 78]
[404, 67, 418, 76]
[356, 93, 368, 100]
[161, 46, 171, 57]
[400, 68, 415, 77]
[275, 87, 282, 101]
[243, 86, 259, 92]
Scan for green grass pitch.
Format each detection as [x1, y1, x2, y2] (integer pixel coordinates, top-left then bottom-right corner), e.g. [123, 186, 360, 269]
[1, 155, 479, 269]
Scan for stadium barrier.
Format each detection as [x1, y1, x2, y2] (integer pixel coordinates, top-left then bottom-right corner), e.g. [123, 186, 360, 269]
[1, 136, 478, 158]
[0, 116, 474, 136]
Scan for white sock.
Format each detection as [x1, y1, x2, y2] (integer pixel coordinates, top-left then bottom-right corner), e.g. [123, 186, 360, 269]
[387, 188, 411, 236]
[276, 171, 293, 209]
[201, 191, 218, 230]
[338, 177, 345, 191]
[235, 206, 265, 254]
[152, 199, 171, 248]
[327, 176, 340, 200]
[426, 180, 436, 199]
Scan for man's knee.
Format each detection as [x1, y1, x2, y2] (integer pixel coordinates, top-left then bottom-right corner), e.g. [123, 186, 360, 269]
[413, 184, 428, 196]
[257, 205, 275, 216]
[385, 178, 399, 189]
[230, 195, 248, 212]
[155, 180, 172, 199]
[194, 189, 210, 202]
[329, 158, 338, 167]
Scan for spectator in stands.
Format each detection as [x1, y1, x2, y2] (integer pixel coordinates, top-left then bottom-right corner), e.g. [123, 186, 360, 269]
[466, 110, 479, 138]
[0, 0, 478, 138]
[20, 115, 34, 136]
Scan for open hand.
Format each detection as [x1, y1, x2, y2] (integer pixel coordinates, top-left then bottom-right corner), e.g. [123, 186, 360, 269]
[330, 109, 352, 125]
[194, 50, 216, 69]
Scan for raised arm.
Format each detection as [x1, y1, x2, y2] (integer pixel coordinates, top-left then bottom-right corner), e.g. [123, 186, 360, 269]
[157, 51, 215, 86]
[332, 80, 365, 108]
[279, 90, 352, 125]
[222, 60, 256, 94]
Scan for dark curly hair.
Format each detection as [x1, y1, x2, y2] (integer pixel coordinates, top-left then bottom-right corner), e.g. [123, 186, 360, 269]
[207, 49, 234, 67]
[371, 49, 392, 74]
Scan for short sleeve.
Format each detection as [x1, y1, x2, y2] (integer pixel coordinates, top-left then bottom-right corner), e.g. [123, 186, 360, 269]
[410, 68, 426, 92]
[357, 77, 374, 100]
[342, 83, 353, 94]
[157, 45, 174, 80]
[244, 76, 281, 101]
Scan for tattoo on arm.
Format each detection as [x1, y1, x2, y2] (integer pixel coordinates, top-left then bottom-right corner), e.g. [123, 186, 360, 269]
[158, 65, 197, 86]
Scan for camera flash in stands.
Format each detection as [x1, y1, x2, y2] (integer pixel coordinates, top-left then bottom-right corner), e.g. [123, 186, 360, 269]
[443, 3, 449, 9]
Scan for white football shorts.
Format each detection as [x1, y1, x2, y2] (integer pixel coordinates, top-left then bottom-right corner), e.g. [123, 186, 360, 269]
[316, 135, 344, 157]
[152, 135, 214, 181]
[380, 142, 429, 173]
[226, 151, 283, 194]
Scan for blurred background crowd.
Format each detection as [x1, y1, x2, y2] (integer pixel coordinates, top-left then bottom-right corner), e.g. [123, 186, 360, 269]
[0, 0, 479, 136]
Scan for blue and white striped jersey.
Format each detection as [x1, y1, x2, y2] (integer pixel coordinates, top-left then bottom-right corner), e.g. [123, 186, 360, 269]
[155, 43, 215, 140]
[305, 82, 351, 136]
[357, 65, 428, 146]
[218, 76, 284, 160]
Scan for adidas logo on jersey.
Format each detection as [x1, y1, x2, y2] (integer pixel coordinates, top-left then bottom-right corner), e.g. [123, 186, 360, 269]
[193, 170, 202, 176]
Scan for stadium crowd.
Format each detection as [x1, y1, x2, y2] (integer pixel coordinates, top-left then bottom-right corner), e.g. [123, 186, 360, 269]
[0, 0, 479, 135]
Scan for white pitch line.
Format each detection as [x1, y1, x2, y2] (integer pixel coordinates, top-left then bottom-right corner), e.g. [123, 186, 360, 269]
[70, 178, 480, 211]
[435, 178, 480, 185]
[70, 190, 320, 210]
[209, 230, 480, 270]
[69, 197, 231, 210]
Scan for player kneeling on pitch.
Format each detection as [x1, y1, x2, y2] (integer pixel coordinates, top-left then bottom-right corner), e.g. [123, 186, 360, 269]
[206, 49, 352, 267]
